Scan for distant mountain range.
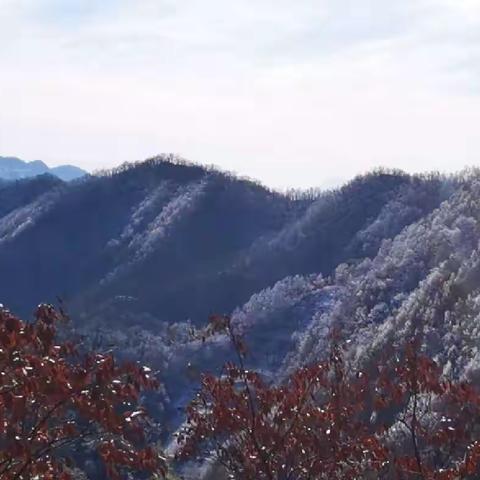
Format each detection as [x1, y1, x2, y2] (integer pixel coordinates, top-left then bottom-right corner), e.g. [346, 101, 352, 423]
[0, 156, 87, 181]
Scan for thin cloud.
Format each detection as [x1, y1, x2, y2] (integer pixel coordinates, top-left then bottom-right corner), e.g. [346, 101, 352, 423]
[0, 0, 479, 189]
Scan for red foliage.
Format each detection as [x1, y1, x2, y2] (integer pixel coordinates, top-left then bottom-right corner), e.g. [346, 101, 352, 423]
[0, 305, 166, 479]
[177, 316, 480, 480]
[376, 340, 480, 479]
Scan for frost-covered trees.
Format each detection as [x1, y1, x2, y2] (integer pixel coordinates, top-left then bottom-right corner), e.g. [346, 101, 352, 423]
[285, 173, 480, 384]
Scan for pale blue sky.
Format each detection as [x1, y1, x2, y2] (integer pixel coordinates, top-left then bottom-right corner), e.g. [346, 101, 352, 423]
[1, 0, 480, 189]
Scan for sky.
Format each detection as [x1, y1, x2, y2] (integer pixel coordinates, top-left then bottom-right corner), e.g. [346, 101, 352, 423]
[1, 0, 480, 190]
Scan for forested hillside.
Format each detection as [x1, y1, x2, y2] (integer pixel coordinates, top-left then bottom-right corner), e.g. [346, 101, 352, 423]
[0, 157, 445, 324]
[3, 156, 480, 478]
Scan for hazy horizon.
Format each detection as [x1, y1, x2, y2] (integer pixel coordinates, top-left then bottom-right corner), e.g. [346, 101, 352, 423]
[2, 0, 480, 189]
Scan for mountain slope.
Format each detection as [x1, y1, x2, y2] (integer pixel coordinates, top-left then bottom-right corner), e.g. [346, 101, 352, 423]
[0, 157, 445, 329]
[0, 157, 287, 317]
[275, 171, 480, 382]
[0, 174, 64, 218]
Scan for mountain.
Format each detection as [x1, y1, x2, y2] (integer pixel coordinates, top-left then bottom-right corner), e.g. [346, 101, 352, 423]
[4, 155, 480, 466]
[0, 156, 87, 181]
[0, 156, 434, 324]
[50, 164, 88, 181]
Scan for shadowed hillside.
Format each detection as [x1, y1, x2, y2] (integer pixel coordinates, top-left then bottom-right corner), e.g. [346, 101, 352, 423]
[0, 156, 447, 328]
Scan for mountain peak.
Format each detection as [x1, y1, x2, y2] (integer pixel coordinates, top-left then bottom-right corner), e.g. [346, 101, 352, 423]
[28, 160, 49, 169]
